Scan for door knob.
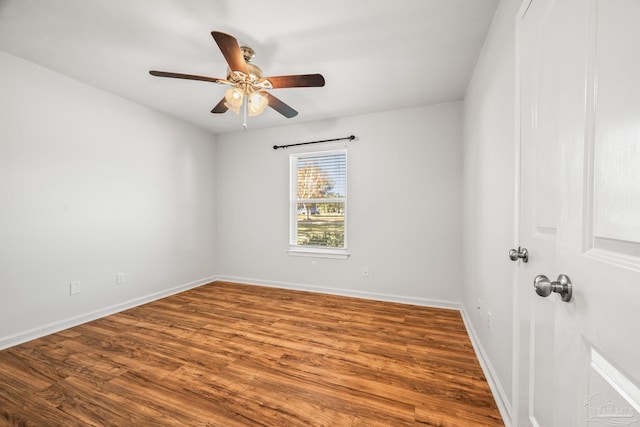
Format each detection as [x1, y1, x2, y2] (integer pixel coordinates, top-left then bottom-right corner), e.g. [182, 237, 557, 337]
[533, 274, 572, 302]
[509, 247, 529, 263]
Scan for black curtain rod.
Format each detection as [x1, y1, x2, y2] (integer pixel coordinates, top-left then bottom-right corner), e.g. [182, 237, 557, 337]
[273, 135, 356, 150]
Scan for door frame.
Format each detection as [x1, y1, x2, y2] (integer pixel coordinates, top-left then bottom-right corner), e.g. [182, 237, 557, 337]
[511, 0, 536, 424]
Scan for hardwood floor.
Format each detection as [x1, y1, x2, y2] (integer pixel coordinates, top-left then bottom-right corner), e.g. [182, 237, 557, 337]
[0, 281, 504, 426]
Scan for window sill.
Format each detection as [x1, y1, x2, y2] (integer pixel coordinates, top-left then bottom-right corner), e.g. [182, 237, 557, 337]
[287, 247, 350, 260]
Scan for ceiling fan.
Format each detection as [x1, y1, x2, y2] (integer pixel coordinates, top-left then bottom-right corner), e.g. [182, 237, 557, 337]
[149, 31, 325, 128]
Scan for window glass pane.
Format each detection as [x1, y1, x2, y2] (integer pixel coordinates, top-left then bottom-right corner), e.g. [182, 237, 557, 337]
[296, 202, 345, 247]
[291, 150, 347, 251]
[297, 153, 346, 200]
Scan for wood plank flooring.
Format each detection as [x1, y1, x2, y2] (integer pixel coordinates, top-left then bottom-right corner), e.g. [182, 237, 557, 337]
[0, 281, 504, 426]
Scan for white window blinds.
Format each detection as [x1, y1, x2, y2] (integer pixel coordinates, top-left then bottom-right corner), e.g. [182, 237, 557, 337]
[290, 150, 347, 252]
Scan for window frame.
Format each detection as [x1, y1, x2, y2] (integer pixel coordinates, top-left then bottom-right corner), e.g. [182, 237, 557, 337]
[288, 149, 349, 259]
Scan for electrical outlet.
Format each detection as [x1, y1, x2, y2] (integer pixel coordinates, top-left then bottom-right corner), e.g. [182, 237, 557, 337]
[69, 281, 81, 295]
[487, 311, 492, 330]
[116, 273, 125, 285]
[362, 267, 369, 277]
[311, 262, 317, 271]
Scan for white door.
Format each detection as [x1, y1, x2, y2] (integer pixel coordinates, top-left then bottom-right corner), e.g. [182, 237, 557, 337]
[516, 0, 640, 426]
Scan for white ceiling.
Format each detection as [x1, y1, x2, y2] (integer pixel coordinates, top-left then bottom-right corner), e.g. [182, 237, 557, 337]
[0, 0, 498, 135]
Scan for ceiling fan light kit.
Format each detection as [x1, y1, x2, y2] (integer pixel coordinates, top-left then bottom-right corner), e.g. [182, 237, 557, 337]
[149, 31, 325, 129]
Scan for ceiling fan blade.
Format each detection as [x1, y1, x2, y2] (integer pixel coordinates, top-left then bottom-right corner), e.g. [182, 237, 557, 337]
[211, 31, 248, 74]
[267, 93, 298, 118]
[149, 70, 226, 84]
[262, 74, 325, 89]
[211, 98, 228, 114]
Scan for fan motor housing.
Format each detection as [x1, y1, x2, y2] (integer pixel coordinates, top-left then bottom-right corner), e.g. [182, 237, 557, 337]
[227, 46, 263, 82]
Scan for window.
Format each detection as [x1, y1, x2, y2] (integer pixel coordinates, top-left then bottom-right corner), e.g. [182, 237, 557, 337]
[289, 150, 348, 258]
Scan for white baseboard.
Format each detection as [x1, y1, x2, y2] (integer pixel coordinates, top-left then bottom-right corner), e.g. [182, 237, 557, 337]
[0, 275, 217, 350]
[216, 275, 462, 310]
[460, 307, 512, 427]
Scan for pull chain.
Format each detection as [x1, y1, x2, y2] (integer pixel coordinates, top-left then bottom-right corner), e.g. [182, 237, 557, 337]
[242, 96, 248, 130]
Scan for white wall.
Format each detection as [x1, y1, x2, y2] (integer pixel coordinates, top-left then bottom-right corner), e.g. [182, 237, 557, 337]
[462, 0, 522, 420]
[0, 51, 217, 348]
[215, 102, 463, 305]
